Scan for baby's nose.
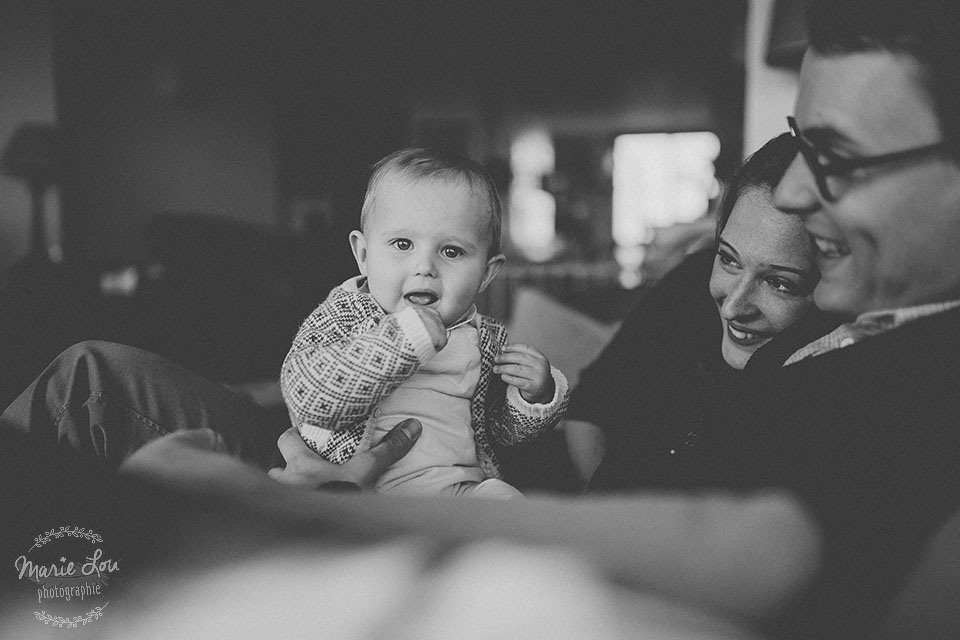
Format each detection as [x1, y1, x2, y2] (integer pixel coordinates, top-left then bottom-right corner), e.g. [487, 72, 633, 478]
[415, 253, 437, 277]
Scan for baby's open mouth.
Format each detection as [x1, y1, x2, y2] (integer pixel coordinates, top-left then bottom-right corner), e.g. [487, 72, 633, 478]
[404, 291, 439, 306]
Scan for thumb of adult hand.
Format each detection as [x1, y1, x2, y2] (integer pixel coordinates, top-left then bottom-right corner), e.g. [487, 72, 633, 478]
[371, 418, 422, 466]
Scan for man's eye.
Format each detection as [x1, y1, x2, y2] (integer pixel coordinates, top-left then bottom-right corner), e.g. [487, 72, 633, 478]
[812, 145, 857, 171]
[441, 246, 464, 259]
[392, 239, 412, 251]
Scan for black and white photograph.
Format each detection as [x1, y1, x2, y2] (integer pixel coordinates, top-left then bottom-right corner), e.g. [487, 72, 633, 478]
[2, 1, 959, 638]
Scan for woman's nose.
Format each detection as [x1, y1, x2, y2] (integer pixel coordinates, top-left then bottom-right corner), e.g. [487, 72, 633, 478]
[773, 153, 820, 215]
[720, 277, 757, 319]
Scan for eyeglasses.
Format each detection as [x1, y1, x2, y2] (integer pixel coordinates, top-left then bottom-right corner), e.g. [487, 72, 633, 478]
[786, 116, 948, 201]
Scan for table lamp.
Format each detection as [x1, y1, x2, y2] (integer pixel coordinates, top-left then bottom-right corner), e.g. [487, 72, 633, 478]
[1, 122, 59, 262]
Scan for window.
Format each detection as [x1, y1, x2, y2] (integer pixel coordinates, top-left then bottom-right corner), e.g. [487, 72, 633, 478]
[612, 132, 720, 287]
[508, 128, 557, 262]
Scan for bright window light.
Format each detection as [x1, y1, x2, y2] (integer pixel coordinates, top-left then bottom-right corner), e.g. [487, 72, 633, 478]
[508, 128, 556, 262]
[612, 131, 720, 286]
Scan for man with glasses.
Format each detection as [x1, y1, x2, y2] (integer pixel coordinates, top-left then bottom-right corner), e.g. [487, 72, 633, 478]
[4, 0, 960, 638]
[713, 0, 960, 636]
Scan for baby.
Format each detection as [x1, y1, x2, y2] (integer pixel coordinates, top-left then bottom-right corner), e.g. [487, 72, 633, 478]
[280, 148, 568, 498]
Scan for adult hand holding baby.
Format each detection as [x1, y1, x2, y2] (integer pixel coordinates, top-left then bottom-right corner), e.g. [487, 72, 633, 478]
[269, 418, 423, 491]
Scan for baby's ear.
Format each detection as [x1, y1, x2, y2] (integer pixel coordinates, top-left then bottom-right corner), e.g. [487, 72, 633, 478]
[348, 230, 368, 276]
[479, 253, 506, 293]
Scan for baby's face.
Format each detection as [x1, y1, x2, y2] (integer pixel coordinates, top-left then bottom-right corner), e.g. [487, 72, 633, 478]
[350, 176, 504, 326]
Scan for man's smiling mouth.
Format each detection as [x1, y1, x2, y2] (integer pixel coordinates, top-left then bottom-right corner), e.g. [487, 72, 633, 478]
[404, 291, 439, 305]
[811, 233, 850, 259]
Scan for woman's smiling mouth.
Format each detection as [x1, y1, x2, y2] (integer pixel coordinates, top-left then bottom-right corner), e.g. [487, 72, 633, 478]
[726, 321, 769, 346]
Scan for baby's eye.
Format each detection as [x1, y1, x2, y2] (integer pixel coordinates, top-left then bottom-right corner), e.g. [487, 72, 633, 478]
[441, 246, 465, 259]
[391, 239, 412, 251]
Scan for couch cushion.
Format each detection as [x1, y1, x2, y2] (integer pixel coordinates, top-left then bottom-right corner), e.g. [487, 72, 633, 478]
[506, 286, 620, 390]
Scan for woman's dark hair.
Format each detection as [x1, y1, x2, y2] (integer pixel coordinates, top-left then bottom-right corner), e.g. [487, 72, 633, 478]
[805, 0, 960, 161]
[715, 132, 798, 245]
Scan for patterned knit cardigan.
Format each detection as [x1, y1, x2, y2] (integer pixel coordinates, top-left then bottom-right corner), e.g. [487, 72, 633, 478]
[280, 277, 569, 479]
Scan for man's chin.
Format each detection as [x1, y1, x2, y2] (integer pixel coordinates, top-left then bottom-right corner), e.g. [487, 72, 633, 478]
[813, 281, 862, 318]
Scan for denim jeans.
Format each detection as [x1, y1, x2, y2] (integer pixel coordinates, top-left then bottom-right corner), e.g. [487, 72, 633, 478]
[0, 340, 287, 472]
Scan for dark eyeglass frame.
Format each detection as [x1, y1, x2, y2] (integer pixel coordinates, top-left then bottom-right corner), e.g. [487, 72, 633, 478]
[787, 116, 948, 201]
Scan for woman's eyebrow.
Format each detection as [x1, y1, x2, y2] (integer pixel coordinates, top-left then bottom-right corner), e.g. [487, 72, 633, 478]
[720, 239, 808, 277]
[718, 239, 738, 254]
[768, 263, 809, 277]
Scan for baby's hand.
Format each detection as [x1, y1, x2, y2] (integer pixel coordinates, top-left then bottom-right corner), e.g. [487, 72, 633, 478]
[494, 343, 555, 404]
[410, 304, 448, 351]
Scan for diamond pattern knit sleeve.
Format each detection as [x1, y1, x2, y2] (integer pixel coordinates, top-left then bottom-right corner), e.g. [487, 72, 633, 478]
[280, 285, 423, 435]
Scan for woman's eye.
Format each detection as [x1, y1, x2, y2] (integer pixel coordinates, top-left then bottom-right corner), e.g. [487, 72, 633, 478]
[392, 239, 412, 251]
[768, 277, 800, 296]
[717, 250, 739, 268]
[441, 246, 464, 259]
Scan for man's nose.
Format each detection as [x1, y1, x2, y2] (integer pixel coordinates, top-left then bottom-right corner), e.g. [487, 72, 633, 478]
[720, 277, 757, 319]
[773, 152, 820, 216]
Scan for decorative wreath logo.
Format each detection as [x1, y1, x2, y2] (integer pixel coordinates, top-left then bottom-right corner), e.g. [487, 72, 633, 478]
[30, 526, 104, 551]
[13, 525, 117, 629]
[34, 604, 109, 628]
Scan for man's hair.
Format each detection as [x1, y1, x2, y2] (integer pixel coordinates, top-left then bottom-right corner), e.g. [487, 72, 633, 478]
[715, 132, 798, 244]
[360, 148, 503, 255]
[805, 0, 960, 160]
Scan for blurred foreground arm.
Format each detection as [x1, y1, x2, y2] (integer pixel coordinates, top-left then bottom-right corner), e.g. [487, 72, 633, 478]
[121, 421, 820, 625]
[122, 418, 421, 493]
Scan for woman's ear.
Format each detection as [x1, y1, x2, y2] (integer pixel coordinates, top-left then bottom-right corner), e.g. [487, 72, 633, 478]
[478, 253, 506, 293]
[348, 230, 368, 276]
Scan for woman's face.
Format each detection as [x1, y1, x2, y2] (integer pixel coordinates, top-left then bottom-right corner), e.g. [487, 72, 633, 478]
[709, 188, 820, 369]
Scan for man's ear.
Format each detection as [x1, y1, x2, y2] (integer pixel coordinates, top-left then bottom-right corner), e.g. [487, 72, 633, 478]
[348, 230, 368, 276]
[478, 253, 506, 293]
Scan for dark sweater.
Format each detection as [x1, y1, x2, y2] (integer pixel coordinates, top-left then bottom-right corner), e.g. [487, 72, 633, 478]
[572, 246, 960, 637]
[578, 248, 841, 492]
[571, 248, 737, 491]
[718, 306, 960, 638]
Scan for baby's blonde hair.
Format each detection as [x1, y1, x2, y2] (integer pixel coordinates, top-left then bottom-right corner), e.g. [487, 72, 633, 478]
[360, 148, 502, 255]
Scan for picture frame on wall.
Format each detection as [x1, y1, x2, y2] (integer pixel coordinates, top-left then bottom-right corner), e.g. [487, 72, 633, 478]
[766, 0, 810, 68]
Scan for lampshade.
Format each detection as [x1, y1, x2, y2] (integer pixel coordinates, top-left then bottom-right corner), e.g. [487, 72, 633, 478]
[2, 122, 60, 262]
[1, 122, 58, 185]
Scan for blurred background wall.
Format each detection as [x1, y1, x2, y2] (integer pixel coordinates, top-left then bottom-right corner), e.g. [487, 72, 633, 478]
[0, 0, 60, 289]
[1, 0, 806, 283]
[0, 1, 764, 268]
[0, 0, 806, 407]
